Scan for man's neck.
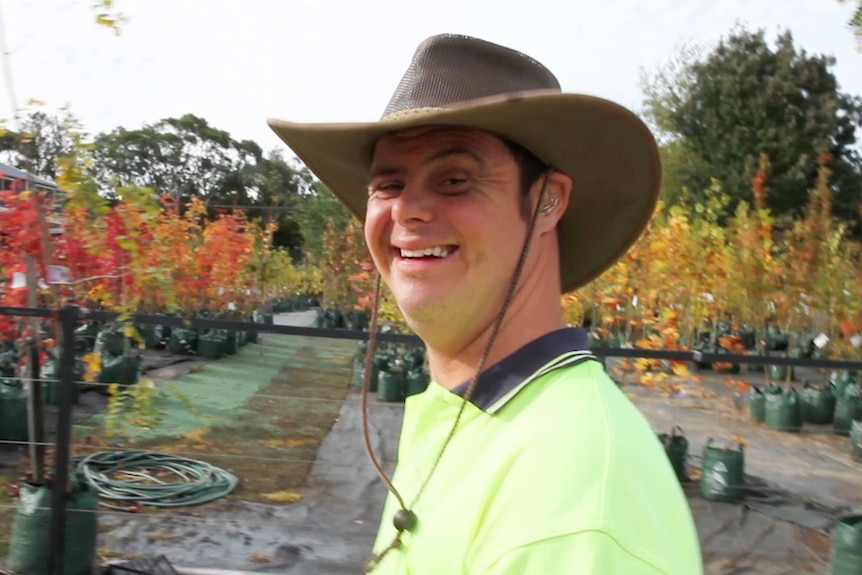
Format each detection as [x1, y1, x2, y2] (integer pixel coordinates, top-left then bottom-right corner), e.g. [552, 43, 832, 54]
[425, 291, 568, 391]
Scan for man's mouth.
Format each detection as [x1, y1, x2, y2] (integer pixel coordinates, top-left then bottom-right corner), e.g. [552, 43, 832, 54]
[396, 245, 457, 259]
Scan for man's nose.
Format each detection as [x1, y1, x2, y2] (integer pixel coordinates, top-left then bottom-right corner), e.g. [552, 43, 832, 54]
[391, 185, 434, 225]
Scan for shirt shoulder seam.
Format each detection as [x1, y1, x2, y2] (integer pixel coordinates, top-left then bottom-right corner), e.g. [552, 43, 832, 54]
[484, 528, 670, 574]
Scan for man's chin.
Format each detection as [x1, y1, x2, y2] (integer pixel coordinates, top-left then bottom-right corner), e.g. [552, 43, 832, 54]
[395, 295, 451, 328]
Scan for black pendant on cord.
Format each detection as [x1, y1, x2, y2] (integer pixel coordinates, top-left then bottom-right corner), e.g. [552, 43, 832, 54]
[393, 509, 417, 532]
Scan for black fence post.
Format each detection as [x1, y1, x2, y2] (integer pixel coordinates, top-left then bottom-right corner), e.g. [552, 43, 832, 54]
[50, 305, 78, 575]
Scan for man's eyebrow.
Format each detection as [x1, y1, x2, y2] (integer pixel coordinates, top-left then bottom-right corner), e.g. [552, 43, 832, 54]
[428, 146, 485, 167]
[367, 146, 485, 186]
[367, 166, 404, 186]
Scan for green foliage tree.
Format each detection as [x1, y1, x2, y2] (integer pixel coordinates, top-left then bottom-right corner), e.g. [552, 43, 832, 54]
[89, 114, 262, 202]
[86, 115, 321, 258]
[642, 27, 862, 230]
[0, 107, 81, 179]
[292, 178, 354, 263]
[839, 0, 862, 46]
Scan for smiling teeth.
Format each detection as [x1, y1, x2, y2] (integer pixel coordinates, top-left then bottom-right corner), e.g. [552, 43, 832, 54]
[400, 246, 449, 258]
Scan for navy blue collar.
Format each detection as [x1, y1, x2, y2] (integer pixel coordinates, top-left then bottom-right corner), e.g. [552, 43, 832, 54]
[450, 327, 596, 413]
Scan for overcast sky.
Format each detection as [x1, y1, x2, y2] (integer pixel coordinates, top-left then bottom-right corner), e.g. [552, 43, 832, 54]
[0, 0, 859, 160]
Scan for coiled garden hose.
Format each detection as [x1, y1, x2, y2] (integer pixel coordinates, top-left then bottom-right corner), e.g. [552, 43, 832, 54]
[74, 450, 239, 511]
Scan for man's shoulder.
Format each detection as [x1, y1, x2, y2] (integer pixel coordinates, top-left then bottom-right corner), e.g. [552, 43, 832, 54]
[506, 359, 647, 437]
[501, 360, 674, 482]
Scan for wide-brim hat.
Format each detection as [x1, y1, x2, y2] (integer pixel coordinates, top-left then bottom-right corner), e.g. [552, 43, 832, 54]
[268, 34, 660, 294]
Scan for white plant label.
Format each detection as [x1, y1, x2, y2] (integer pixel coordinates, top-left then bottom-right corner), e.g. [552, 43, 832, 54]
[851, 334, 862, 348]
[814, 333, 830, 349]
[46, 265, 72, 285]
[10, 272, 26, 289]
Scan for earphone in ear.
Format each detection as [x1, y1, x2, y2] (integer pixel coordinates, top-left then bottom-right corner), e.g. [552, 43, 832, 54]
[540, 194, 558, 215]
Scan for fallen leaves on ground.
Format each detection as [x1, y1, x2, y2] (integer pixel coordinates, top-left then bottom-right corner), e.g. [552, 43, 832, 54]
[260, 490, 303, 504]
[725, 377, 751, 393]
[670, 362, 691, 377]
[249, 553, 271, 563]
[178, 428, 209, 446]
[147, 532, 182, 542]
[257, 437, 318, 449]
[636, 372, 669, 387]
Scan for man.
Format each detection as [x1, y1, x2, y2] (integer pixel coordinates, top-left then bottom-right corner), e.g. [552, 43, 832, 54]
[269, 34, 702, 574]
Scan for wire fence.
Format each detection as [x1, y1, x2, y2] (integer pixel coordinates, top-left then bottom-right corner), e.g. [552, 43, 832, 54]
[0, 304, 858, 574]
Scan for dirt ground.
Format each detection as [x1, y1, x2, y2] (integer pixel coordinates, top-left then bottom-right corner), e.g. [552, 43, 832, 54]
[2, 314, 861, 574]
[615, 358, 859, 574]
[0, 311, 358, 566]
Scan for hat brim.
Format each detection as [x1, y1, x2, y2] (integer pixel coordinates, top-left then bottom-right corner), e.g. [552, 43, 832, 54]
[267, 90, 660, 294]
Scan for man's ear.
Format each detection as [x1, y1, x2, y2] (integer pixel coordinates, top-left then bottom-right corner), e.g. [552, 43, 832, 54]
[535, 170, 572, 234]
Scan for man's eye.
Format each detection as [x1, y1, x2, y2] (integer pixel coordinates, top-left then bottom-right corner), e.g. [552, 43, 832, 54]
[370, 182, 403, 196]
[440, 178, 468, 193]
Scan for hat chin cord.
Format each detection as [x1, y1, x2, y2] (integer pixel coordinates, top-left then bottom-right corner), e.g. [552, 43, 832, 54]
[361, 171, 554, 572]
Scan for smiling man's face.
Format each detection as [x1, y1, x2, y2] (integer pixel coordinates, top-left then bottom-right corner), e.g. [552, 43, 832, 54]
[364, 126, 530, 345]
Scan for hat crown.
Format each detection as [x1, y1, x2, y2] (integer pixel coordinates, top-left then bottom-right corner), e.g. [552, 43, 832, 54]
[382, 34, 561, 119]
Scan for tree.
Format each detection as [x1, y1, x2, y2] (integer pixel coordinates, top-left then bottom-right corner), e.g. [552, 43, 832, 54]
[292, 178, 354, 263]
[0, 107, 80, 179]
[642, 27, 862, 230]
[839, 0, 862, 46]
[87, 115, 315, 256]
[89, 114, 262, 202]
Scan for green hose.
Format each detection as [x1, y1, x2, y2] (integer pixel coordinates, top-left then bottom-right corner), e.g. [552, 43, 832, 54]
[74, 450, 239, 510]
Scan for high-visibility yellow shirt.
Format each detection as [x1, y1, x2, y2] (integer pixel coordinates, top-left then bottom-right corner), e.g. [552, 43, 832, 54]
[369, 327, 703, 574]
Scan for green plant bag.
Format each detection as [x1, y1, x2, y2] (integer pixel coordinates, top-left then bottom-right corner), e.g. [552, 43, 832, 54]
[223, 330, 239, 355]
[764, 386, 802, 432]
[831, 515, 862, 575]
[345, 310, 370, 331]
[738, 328, 756, 350]
[749, 386, 766, 422]
[134, 324, 162, 349]
[351, 359, 379, 393]
[321, 308, 343, 329]
[406, 346, 426, 370]
[832, 370, 858, 400]
[40, 345, 86, 404]
[851, 420, 862, 463]
[198, 331, 227, 359]
[373, 352, 391, 373]
[768, 363, 794, 382]
[40, 356, 82, 406]
[656, 426, 688, 482]
[800, 382, 836, 424]
[405, 369, 430, 397]
[765, 326, 789, 351]
[7, 480, 98, 575]
[700, 437, 745, 502]
[255, 309, 274, 326]
[169, 328, 199, 355]
[93, 326, 127, 357]
[0, 342, 17, 379]
[98, 355, 140, 387]
[835, 385, 862, 435]
[73, 321, 101, 352]
[378, 369, 405, 403]
[0, 381, 29, 441]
